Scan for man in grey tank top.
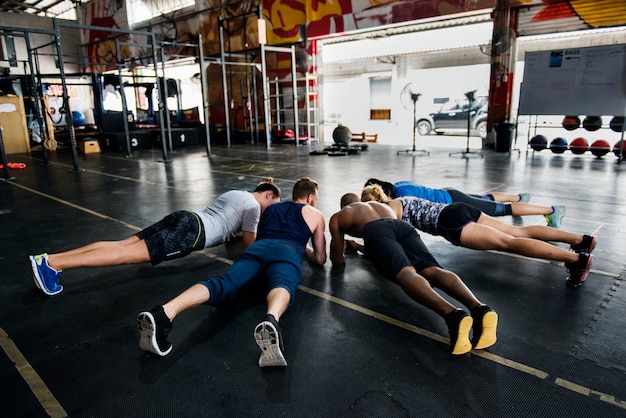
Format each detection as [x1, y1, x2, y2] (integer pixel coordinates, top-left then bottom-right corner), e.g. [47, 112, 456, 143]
[29, 180, 281, 296]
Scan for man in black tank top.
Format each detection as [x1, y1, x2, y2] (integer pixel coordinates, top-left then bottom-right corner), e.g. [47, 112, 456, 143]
[137, 178, 327, 368]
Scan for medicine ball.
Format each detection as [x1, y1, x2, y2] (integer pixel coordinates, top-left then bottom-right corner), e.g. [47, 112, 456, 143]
[569, 137, 588, 155]
[609, 116, 625, 133]
[612, 140, 626, 158]
[583, 116, 602, 132]
[550, 137, 568, 154]
[562, 116, 580, 131]
[590, 139, 610, 158]
[529, 135, 548, 151]
[332, 124, 352, 145]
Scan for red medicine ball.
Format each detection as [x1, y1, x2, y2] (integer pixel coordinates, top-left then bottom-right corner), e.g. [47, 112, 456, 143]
[569, 137, 588, 155]
[613, 140, 626, 158]
[562, 116, 580, 131]
[590, 139, 611, 158]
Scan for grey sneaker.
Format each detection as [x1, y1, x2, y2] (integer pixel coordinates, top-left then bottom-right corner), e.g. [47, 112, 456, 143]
[254, 314, 287, 367]
[518, 193, 531, 203]
[137, 306, 173, 357]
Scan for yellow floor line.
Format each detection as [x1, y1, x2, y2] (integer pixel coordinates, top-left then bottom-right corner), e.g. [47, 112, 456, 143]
[297, 284, 625, 410]
[9, 182, 142, 232]
[0, 327, 67, 417]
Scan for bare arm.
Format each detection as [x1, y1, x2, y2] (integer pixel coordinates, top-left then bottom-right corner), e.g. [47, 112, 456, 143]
[305, 211, 327, 266]
[241, 230, 256, 248]
[329, 213, 346, 267]
[346, 239, 364, 253]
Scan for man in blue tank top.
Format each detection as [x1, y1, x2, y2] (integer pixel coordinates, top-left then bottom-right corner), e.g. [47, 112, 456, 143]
[137, 177, 326, 367]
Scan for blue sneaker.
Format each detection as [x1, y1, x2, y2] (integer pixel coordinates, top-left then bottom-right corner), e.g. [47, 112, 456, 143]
[29, 254, 63, 296]
[545, 205, 566, 228]
[518, 193, 531, 203]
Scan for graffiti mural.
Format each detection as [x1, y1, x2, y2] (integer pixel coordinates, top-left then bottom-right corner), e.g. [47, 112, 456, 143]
[80, 0, 131, 73]
[513, 0, 626, 35]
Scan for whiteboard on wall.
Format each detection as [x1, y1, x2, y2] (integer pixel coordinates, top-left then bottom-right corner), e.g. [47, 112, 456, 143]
[518, 44, 626, 116]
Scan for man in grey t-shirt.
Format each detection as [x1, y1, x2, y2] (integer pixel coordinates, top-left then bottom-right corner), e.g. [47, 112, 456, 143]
[28, 180, 281, 296]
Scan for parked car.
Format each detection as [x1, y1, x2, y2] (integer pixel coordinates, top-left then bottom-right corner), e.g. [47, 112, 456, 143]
[416, 97, 488, 139]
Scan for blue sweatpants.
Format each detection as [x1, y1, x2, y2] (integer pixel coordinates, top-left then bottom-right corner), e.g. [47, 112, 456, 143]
[199, 239, 303, 306]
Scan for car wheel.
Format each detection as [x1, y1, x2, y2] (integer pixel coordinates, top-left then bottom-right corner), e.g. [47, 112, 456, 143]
[476, 121, 487, 139]
[416, 120, 432, 136]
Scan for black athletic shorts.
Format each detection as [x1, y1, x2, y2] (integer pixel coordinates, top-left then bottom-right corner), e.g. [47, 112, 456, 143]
[437, 203, 481, 246]
[362, 219, 440, 282]
[135, 210, 205, 265]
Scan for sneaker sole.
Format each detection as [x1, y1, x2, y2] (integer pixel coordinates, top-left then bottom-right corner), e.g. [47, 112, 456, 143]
[566, 254, 594, 288]
[137, 312, 172, 357]
[29, 256, 42, 290]
[254, 321, 287, 367]
[473, 311, 498, 350]
[451, 316, 473, 355]
[29, 256, 63, 296]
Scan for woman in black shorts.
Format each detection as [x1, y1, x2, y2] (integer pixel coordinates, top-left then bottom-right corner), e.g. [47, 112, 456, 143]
[361, 185, 595, 288]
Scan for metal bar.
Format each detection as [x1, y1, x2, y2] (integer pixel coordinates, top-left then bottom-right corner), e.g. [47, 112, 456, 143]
[151, 31, 170, 162]
[0, 126, 16, 182]
[53, 18, 80, 172]
[290, 45, 299, 143]
[260, 44, 271, 147]
[218, 16, 231, 147]
[25, 33, 50, 165]
[115, 38, 132, 158]
[56, 21, 153, 37]
[252, 63, 259, 144]
[159, 47, 173, 152]
[198, 34, 211, 156]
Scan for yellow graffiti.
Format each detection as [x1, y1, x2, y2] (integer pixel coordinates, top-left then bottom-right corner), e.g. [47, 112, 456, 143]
[308, 0, 344, 22]
[570, 0, 626, 27]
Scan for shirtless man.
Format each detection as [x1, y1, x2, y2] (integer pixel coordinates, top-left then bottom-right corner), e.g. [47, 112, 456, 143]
[329, 193, 497, 355]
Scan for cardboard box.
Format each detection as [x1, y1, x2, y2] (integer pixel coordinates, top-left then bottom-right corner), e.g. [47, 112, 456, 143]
[79, 139, 101, 154]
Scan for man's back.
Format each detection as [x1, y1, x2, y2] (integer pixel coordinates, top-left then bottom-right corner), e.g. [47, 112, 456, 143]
[329, 200, 397, 267]
[258, 202, 311, 249]
[333, 201, 397, 238]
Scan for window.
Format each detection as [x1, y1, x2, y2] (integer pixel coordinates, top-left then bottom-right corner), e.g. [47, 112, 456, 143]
[369, 77, 391, 120]
[127, 0, 195, 25]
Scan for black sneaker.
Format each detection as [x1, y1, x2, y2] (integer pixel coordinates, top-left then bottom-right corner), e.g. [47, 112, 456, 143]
[570, 235, 597, 254]
[253, 314, 287, 367]
[137, 306, 173, 356]
[444, 308, 473, 355]
[470, 304, 498, 350]
[565, 253, 594, 288]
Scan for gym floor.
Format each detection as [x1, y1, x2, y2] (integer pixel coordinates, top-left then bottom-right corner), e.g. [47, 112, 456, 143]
[2, 139, 626, 417]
